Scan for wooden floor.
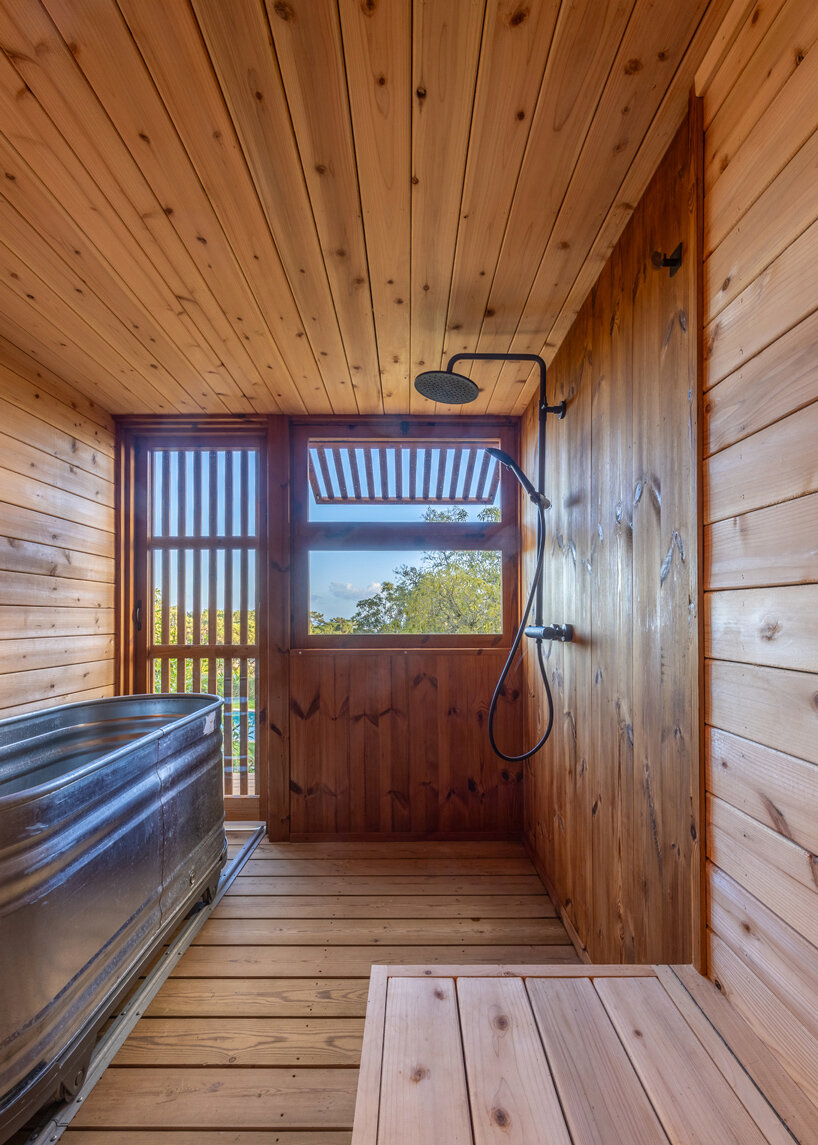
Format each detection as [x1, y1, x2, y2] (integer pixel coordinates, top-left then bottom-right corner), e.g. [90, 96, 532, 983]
[353, 964, 814, 1145]
[64, 836, 576, 1142]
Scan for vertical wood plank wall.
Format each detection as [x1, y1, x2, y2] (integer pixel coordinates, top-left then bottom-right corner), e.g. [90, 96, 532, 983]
[521, 112, 701, 963]
[701, 0, 818, 1099]
[288, 650, 523, 838]
[0, 341, 116, 717]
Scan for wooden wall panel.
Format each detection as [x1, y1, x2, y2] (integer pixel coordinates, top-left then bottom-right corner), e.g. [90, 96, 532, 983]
[288, 650, 523, 839]
[701, 0, 818, 1104]
[521, 110, 701, 963]
[0, 347, 116, 717]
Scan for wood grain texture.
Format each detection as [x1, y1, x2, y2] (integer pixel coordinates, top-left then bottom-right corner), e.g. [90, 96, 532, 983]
[378, 977, 472, 1145]
[99, 842, 572, 1139]
[72, 1068, 358, 1130]
[354, 965, 804, 1145]
[174, 944, 578, 978]
[225, 875, 546, 897]
[671, 962, 818, 1145]
[458, 976, 572, 1145]
[707, 726, 818, 853]
[236, 857, 533, 877]
[145, 978, 371, 1018]
[704, 400, 818, 522]
[705, 491, 818, 589]
[596, 976, 770, 1145]
[0, 0, 730, 415]
[529, 977, 666, 1145]
[708, 865, 818, 1042]
[705, 0, 818, 253]
[192, 916, 567, 947]
[707, 795, 818, 947]
[703, 35, 818, 1048]
[703, 312, 818, 451]
[289, 649, 523, 837]
[706, 659, 818, 764]
[706, 584, 818, 671]
[64, 1136, 352, 1145]
[113, 1017, 364, 1066]
[212, 894, 555, 919]
[0, 364, 115, 716]
[654, 965, 796, 1145]
[709, 932, 818, 1107]
[522, 111, 701, 963]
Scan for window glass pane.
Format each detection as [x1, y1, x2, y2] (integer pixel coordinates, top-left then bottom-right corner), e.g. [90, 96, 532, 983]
[309, 549, 502, 635]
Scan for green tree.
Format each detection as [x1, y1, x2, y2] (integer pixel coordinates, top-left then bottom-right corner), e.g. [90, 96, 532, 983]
[317, 506, 502, 636]
[309, 611, 355, 634]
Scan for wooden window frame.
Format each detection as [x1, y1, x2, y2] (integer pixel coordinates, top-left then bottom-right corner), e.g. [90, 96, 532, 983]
[291, 417, 520, 650]
[117, 416, 270, 822]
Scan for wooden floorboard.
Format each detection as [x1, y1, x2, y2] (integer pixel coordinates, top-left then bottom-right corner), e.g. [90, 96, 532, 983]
[229, 874, 546, 895]
[212, 893, 556, 917]
[64, 1136, 353, 1144]
[72, 837, 576, 1137]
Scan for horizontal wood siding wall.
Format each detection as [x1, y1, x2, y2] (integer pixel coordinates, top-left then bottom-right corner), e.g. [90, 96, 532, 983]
[521, 110, 701, 963]
[288, 651, 523, 839]
[701, 0, 818, 1103]
[0, 341, 116, 717]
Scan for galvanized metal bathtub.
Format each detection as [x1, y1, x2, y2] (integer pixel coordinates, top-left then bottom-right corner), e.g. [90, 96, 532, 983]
[0, 693, 227, 1141]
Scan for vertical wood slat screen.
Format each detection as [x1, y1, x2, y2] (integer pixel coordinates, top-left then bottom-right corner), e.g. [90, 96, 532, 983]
[148, 448, 259, 798]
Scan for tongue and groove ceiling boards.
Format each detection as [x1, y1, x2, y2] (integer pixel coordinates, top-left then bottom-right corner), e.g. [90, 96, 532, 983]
[0, 0, 733, 417]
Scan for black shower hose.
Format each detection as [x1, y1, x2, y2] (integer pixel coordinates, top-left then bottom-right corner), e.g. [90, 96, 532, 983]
[487, 497, 555, 762]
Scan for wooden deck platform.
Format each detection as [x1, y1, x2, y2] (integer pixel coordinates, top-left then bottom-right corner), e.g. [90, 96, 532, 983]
[352, 963, 815, 1145]
[62, 837, 576, 1142]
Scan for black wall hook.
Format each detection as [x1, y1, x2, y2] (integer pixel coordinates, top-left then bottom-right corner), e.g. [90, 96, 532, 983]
[652, 242, 683, 277]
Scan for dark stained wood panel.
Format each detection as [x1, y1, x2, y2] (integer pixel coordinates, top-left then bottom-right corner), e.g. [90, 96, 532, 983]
[521, 109, 702, 964]
[0, 0, 731, 415]
[288, 650, 524, 838]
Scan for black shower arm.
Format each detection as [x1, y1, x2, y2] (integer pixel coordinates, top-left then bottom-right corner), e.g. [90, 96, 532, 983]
[444, 353, 566, 420]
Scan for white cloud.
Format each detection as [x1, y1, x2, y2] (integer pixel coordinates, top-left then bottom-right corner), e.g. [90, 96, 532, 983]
[329, 580, 381, 600]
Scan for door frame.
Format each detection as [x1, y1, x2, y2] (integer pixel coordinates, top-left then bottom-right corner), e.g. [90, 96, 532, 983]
[115, 415, 289, 830]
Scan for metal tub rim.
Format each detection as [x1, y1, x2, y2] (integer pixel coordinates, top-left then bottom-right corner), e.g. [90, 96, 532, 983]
[0, 693, 223, 804]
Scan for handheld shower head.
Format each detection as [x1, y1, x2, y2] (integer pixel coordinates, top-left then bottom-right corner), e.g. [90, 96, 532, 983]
[485, 447, 541, 502]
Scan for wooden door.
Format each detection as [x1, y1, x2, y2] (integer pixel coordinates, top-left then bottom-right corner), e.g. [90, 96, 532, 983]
[130, 433, 268, 821]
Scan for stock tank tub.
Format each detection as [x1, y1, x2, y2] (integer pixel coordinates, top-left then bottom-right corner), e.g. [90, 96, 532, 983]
[0, 694, 227, 1141]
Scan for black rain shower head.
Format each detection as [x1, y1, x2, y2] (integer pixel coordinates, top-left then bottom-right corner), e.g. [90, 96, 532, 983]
[414, 369, 479, 405]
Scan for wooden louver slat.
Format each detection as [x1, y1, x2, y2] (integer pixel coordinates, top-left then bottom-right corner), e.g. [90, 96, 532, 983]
[308, 442, 500, 504]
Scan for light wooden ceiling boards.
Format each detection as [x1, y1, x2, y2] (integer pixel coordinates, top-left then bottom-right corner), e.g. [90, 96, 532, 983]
[0, 0, 732, 416]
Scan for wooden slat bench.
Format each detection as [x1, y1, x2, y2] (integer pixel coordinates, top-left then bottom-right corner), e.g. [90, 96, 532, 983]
[351, 964, 816, 1145]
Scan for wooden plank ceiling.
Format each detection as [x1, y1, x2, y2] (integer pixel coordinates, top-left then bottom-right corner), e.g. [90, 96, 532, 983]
[0, 0, 730, 417]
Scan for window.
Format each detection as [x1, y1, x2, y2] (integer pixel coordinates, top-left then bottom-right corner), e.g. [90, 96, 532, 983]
[291, 420, 519, 647]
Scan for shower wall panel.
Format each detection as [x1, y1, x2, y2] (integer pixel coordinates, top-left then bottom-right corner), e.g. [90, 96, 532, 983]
[521, 107, 702, 963]
[288, 649, 523, 838]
